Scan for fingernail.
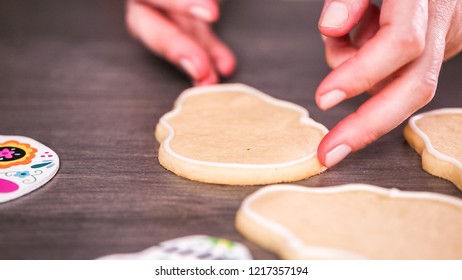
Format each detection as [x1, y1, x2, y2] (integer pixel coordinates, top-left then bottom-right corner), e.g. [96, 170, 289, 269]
[325, 144, 351, 167]
[319, 89, 346, 110]
[189, 6, 213, 21]
[179, 58, 198, 79]
[320, 1, 348, 28]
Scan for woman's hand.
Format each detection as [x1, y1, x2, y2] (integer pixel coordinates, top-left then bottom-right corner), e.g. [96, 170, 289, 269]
[126, 0, 236, 85]
[316, 0, 462, 167]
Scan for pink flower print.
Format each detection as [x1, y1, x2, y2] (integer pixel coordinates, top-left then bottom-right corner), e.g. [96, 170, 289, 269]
[0, 148, 15, 159]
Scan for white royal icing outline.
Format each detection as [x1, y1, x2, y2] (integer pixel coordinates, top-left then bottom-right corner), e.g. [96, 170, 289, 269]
[158, 84, 329, 169]
[240, 183, 462, 260]
[408, 108, 462, 170]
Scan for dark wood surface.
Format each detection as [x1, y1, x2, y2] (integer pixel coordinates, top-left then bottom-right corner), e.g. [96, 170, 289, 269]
[1, 0, 461, 260]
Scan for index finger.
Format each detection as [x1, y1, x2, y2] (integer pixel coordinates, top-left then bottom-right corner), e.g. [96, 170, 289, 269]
[316, 0, 428, 110]
[317, 26, 445, 168]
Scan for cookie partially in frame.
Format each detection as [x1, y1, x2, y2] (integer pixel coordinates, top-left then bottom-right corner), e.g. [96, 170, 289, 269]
[404, 108, 462, 190]
[155, 84, 328, 185]
[0, 135, 59, 203]
[236, 184, 462, 259]
[97, 235, 252, 260]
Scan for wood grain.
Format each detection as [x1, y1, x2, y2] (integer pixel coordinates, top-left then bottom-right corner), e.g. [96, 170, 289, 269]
[0, 0, 461, 259]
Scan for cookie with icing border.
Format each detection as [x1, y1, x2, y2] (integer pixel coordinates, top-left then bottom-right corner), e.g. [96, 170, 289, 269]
[236, 184, 462, 259]
[155, 84, 328, 185]
[404, 108, 462, 190]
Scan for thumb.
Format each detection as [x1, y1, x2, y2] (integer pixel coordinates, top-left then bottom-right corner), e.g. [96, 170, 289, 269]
[319, 0, 370, 37]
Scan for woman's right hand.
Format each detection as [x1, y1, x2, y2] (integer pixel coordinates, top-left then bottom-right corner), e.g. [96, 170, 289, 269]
[126, 0, 236, 85]
[316, 0, 462, 167]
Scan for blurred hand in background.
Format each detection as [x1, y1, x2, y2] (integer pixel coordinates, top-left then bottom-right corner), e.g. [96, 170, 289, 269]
[126, 0, 236, 86]
[316, 0, 462, 167]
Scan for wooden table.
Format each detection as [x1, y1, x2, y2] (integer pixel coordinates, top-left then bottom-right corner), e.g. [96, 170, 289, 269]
[1, 0, 461, 259]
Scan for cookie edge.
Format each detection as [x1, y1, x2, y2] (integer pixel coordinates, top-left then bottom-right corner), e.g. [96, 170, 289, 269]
[235, 183, 462, 259]
[404, 108, 462, 190]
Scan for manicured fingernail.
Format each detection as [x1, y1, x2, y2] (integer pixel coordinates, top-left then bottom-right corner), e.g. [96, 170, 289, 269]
[325, 144, 351, 167]
[189, 6, 213, 21]
[320, 1, 348, 28]
[179, 58, 198, 79]
[319, 89, 346, 110]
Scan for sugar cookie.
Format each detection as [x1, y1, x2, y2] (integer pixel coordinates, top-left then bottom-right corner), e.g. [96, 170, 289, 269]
[404, 108, 462, 190]
[155, 84, 328, 185]
[0, 135, 59, 203]
[236, 184, 462, 259]
[97, 235, 252, 260]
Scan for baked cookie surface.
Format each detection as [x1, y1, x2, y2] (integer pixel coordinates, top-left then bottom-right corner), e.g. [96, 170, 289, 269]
[155, 84, 328, 185]
[236, 184, 462, 259]
[404, 108, 462, 190]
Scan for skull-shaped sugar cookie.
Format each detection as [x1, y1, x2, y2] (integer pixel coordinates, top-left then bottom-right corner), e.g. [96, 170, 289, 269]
[0, 135, 59, 203]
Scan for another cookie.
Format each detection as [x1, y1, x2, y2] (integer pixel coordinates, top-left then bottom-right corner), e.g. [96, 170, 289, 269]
[0, 135, 59, 203]
[155, 84, 328, 185]
[97, 235, 253, 260]
[236, 184, 462, 259]
[404, 108, 462, 190]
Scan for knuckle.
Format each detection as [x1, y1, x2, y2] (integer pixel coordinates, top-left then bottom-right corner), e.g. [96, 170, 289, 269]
[325, 54, 337, 69]
[417, 77, 437, 104]
[346, 112, 382, 149]
[394, 31, 425, 57]
[357, 127, 381, 147]
[353, 69, 376, 90]
[161, 31, 184, 59]
[362, 130, 381, 147]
